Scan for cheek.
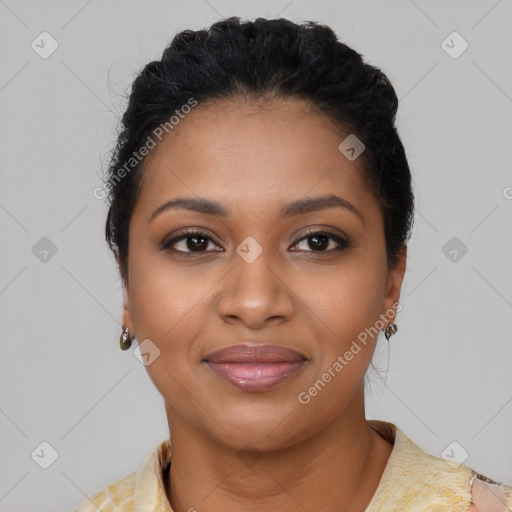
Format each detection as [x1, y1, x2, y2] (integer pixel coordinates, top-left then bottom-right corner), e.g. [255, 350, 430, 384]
[128, 253, 213, 344]
[295, 256, 387, 345]
[126, 255, 231, 402]
[127, 261, 209, 404]
[292, 264, 384, 419]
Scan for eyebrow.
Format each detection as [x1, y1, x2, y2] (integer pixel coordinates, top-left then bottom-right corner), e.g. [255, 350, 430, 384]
[148, 194, 364, 224]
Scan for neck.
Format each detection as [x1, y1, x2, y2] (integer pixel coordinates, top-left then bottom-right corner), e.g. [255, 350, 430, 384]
[165, 388, 393, 512]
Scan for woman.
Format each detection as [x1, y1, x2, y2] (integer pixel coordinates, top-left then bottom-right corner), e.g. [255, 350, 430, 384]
[75, 16, 511, 512]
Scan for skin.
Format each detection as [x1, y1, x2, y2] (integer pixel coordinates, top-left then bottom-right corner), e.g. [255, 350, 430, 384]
[121, 97, 407, 511]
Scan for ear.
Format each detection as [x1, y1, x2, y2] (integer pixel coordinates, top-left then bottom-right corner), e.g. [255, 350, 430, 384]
[117, 253, 134, 333]
[121, 282, 135, 334]
[381, 245, 407, 323]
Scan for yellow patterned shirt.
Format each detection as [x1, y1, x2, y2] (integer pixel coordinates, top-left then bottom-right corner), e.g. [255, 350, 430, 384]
[74, 420, 512, 511]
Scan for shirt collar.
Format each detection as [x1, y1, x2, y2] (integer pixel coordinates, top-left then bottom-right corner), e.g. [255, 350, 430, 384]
[133, 436, 173, 511]
[365, 420, 473, 511]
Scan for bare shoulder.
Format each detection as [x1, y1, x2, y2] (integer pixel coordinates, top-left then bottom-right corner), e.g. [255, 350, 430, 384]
[73, 472, 137, 512]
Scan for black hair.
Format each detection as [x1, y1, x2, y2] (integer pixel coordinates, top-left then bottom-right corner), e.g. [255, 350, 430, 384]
[104, 16, 414, 284]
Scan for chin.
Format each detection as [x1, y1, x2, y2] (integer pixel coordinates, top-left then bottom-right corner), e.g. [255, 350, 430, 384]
[203, 406, 314, 452]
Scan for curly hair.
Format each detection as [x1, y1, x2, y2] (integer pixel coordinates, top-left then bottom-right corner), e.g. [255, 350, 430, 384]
[104, 16, 414, 284]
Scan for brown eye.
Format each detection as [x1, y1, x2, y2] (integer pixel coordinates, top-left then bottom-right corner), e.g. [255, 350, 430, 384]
[161, 230, 222, 253]
[291, 230, 349, 253]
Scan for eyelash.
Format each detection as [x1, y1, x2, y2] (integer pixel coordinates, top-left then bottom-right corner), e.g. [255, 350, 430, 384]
[161, 228, 350, 256]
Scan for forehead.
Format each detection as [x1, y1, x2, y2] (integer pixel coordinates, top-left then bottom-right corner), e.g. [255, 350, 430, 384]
[134, 98, 375, 219]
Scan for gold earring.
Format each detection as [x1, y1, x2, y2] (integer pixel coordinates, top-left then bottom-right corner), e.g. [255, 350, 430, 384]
[383, 322, 398, 341]
[120, 325, 132, 350]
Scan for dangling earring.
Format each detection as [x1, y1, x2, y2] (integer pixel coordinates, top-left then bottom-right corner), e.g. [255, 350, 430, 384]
[120, 325, 132, 350]
[383, 322, 398, 341]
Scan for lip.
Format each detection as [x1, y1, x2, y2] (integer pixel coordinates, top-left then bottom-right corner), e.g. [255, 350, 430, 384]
[204, 343, 307, 392]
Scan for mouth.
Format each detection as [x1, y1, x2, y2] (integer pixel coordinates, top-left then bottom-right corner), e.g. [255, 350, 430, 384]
[203, 343, 307, 392]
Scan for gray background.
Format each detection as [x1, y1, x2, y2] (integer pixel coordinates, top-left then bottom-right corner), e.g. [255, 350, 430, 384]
[1, 0, 511, 510]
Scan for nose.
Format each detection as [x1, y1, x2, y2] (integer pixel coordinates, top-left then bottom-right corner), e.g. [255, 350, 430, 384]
[216, 247, 295, 329]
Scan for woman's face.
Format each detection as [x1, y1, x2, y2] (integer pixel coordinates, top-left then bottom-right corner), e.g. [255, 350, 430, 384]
[123, 98, 405, 451]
